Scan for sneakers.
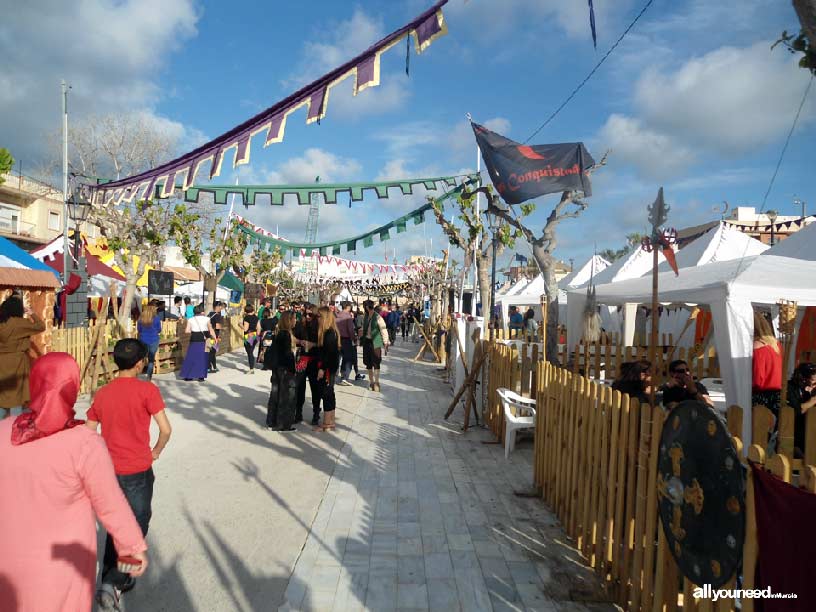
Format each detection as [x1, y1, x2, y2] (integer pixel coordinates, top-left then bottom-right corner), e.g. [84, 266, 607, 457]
[96, 584, 122, 611]
[355, 374, 366, 380]
[338, 379, 353, 386]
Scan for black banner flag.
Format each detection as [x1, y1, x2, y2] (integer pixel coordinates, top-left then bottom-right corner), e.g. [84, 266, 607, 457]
[471, 122, 595, 204]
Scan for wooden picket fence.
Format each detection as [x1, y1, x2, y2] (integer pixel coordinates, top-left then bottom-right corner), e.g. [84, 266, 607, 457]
[527, 361, 816, 611]
[50, 316, 244, 394]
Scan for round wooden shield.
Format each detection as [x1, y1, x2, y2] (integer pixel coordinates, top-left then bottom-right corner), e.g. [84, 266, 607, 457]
[657, 400, 745, 589]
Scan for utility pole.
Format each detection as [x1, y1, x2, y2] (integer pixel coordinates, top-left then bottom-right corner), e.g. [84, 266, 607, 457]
[61, 80, 70, 283]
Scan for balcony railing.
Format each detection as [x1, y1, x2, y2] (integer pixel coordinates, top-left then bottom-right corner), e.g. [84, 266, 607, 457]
[0, 216, 36, 237]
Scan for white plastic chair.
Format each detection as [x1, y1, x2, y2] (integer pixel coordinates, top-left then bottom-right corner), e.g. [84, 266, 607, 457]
[497, 387, 537, 459]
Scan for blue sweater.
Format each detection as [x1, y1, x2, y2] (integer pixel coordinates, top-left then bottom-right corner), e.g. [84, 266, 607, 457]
[137, 316, 162, 345]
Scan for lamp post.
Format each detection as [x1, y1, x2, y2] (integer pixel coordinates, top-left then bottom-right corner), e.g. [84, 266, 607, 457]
[67, 181, 91, 265]
[767, 209, 778, 246]
[487, 206, 500, 341]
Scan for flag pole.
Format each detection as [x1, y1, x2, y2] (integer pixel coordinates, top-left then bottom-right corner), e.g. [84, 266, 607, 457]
[472, 144, 480, 317]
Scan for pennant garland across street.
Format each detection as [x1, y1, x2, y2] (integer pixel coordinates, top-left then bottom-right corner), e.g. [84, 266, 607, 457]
[181, 174, 474, 206]
[232, 177, 478, 256]
[89, 1, 450, 206]
[471, 121, 595, 205]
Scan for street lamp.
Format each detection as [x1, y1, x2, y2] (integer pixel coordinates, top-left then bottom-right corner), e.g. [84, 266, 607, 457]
[67, 181, 91, 266]
[487, 199, 505, 340]
[767, 209, 778, 246]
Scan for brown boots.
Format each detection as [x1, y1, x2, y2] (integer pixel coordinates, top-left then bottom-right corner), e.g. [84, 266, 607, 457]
[314, 411, 336, 432]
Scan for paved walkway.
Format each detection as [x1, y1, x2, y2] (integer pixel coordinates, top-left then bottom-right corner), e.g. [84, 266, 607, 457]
[78, 341, 615, 611]
[279, 343, 615, 612]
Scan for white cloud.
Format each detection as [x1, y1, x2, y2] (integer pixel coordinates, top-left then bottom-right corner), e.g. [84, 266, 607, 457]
[596, 114, 696, 180]
[327, 76, 410, 119]
[0, 0, 199, 168]
[634, 42, 816, 154]
[276, 148, 362, 184]
[284, 8, 385, 88]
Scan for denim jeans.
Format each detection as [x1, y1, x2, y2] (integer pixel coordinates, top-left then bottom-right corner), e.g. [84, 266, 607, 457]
[340, 338, 355, 380]
[145, 341, 159, 379]
[102, 468, 154, 589]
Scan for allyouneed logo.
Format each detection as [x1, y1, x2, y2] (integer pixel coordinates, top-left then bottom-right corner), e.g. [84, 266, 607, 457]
[693, 585, 797, 602]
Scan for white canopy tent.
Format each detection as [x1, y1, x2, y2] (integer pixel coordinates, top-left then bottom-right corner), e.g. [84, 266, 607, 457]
[592, 248, 667, 337]
[174, 281, 231, 303]
[573, 224, 769, 347]
[567, 246, 816, 447]
[496, 255, 610, 330]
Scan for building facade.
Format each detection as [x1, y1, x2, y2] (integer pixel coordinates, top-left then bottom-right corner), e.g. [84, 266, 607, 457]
[0, 172, 99, 250]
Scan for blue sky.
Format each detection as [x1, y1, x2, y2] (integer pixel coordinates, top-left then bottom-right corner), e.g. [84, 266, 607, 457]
[2, 0, 814, 271]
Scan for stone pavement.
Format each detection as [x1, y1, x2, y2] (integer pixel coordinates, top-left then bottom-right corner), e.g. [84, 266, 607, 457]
[280, 342, 617, 612]
[75, 340, 615, 611]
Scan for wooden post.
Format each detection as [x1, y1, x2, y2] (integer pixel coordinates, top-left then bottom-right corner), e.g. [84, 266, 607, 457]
[649, 245, 659, 407]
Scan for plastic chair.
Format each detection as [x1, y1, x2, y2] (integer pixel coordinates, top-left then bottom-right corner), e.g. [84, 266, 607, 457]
[497, 387, 537, 459]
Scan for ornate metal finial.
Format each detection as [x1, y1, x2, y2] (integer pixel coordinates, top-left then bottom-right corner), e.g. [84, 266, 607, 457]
[648, 187, 669, 236]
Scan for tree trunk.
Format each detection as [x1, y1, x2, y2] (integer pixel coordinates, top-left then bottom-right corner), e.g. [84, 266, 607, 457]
[794, 0, 816, 48]
[531, 243, 560, 364]
[120, 281, 137, 333]
[203, 274, 218, 312]
[477, 251, 492, 322]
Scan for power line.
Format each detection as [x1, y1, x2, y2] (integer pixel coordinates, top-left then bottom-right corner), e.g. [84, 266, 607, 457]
[523, 0, 656, 143]
[759, 74, 813, 211]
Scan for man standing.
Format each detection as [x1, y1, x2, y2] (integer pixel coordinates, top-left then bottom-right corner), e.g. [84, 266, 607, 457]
[361, 300, 390, 392]
[171, 296, 184, 319]
[207, 301, 224, 373]
[508, 306, 524, 332]
[336, 302, 356, 386]
[386, 304, 400, 346]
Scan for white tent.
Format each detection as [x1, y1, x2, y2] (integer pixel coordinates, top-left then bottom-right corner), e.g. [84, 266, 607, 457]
[174, 281, 231, 303]
[496, 256, 611, 330]
[592, 248, 667, 337]
[557, 255, 611, 290]
[573, 224, 769, 347]
[567, 247, 816, 447]
[656, 222, 768, 273]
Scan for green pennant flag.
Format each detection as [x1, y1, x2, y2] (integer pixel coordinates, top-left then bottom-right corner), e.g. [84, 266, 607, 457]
[332, 245, 342, 256]
[379, 228, 390, 242]
[363, 235, 374, 248]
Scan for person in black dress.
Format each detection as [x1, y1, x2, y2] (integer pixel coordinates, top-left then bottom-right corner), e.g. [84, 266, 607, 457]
[257, 307, 278, 370]
[264, 311, 298, 431]
[313, 306, 341, 432]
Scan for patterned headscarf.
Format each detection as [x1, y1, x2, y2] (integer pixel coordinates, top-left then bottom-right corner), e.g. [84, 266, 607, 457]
[11, 352, 84, 446]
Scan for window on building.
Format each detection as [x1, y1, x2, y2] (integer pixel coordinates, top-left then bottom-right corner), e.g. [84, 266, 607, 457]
[48, 210, 60, 231]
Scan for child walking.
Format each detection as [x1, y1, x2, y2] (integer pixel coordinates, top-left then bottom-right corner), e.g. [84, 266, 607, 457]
[86, 338, 172, 611]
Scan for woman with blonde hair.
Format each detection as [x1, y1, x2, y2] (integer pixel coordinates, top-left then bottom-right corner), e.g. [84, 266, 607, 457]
[263, 311, 298, 432]
[137, 302, 162, 381]
[314, 306, 341, 431]
[752, 310, 783, 443]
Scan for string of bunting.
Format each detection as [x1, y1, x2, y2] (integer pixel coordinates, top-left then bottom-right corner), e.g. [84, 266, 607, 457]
[181, 174, 473, 206]
[234, 177, 478, 255]
[90, 1, 450, 206]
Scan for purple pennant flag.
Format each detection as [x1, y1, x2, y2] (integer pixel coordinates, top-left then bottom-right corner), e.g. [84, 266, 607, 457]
[94, 1, 450, 205]
[588, 0, 597, 49]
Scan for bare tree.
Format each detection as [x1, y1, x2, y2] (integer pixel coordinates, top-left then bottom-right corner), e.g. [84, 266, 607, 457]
[53, 113, 181, 328]
[169, 209, 255, 313]
[465, 153, 608, 362]
[430, 188, 525, 323]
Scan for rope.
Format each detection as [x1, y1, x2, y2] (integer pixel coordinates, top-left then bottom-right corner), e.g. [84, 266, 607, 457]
[523, 0, 656, 143]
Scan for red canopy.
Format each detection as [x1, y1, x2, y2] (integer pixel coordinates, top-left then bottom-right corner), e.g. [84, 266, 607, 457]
[43, 248, 125, 281]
